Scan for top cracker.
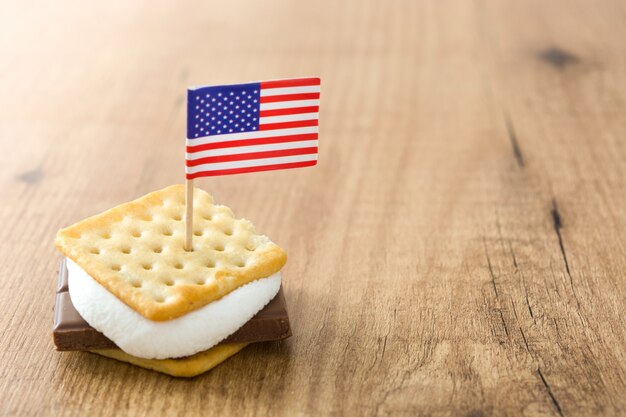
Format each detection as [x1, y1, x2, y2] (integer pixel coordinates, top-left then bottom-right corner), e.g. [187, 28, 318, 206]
[55, 185, 287, 321]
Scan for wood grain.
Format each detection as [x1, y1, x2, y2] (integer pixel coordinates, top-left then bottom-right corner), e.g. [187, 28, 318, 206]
[1, 0, 625, 416]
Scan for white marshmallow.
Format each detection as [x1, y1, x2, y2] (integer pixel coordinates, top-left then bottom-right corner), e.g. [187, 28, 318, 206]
[66, 258, 281, 359]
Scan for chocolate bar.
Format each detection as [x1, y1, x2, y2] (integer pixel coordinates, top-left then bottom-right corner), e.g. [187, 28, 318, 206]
[53, 260, 291, 351]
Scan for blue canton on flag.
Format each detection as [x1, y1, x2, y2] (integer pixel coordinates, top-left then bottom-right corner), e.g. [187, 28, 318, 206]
[187, 83, 261, 138]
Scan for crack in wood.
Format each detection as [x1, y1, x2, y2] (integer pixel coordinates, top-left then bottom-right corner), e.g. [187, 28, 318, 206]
[553, 318, 562, 339]
[538, 368, 565, 417]
[525, 294, 535, 321]
[495, 214, 507, 255]
[550, 199, 581, 310]
[519, 270, 536, 323]
[539, 47, 579, 70]
[381, 335, 388, 359]
[483, 238, 510, 339]
[508, 241, 518, 269]
[504, 114, 525, 168]
[499, 309, 509, 337]
[16, 167, 44, 185]
[511, 300, 532, 354]
[550, 200, 569, 274]
[373, 369, 413, 417]
[367, 308, 396, 374]
[520, 327, 530, 352]
[374, 332, 436, 415]
[511, 298, 519, 320]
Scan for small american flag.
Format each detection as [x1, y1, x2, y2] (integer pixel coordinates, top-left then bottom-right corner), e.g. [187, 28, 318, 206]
[185, 77, 320, 178]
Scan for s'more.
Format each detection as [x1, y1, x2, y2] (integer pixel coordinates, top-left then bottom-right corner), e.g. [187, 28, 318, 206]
[53, 184, 291, 377]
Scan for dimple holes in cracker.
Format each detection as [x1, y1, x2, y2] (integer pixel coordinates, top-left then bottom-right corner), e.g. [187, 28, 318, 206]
[55, 185, 286, 320]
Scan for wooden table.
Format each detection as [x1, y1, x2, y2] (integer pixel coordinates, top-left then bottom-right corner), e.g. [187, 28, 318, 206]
[1, 1, 625, 416]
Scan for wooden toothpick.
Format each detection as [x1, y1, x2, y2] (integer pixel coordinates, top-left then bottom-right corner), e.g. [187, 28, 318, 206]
[184, 178, 194, 251]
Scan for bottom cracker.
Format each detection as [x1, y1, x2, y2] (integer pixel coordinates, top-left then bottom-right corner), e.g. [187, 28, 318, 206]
[91, 343, 248, 378]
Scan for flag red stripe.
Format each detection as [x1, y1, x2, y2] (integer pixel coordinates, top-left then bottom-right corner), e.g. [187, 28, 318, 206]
[186, 147, 318, 167]
[186, 133, 318, 153]
[259, 106, 319, 117]
[259, 119, 318, 131]
[260, 78, 320, 89]
[187, 160, 317, 179]
[260, 93, 320, 103]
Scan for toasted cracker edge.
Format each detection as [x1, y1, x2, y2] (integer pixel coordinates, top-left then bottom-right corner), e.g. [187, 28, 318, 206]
[91, 343, 248, 377]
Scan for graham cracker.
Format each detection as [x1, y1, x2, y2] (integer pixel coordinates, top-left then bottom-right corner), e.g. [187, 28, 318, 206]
[92, 343, 248, 377]
[55, 185, 287, 321]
